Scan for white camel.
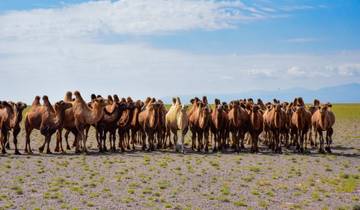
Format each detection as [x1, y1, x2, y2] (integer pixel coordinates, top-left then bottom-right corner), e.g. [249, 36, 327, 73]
[165, 97, 189, 153]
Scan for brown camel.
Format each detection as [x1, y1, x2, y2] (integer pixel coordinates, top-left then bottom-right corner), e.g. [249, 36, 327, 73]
[165, 97, 189, 153]
[312, 103, 335, 153]
[249, 104, 263, 153]
[24, 96, 71, 154]
[138, 99, 160, 151]
[127, 100, 142, 151]
[263, 103, 285, 153]
[156, 100, 167, 149]
[227, 100, 250, 152]
[210, 99, 228, 152]
[117, 97, 133, 151]
[97, 95, 127, 152]
[72, 91, 106, 153]
[0, 101, 27, 154]
[188, 99, 211, 152]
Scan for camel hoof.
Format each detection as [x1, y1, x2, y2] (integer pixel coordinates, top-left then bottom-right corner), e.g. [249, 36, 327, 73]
[38, 146, 44, 153]
[325, 147, 332, 153]
[318, 149, 325, 154]
[46, 150, 52, 154]
[2, 150, 7, 154]
[54, 148, 59, 153]
[14, 150, 21, 155]
[5, 144, 10, 150]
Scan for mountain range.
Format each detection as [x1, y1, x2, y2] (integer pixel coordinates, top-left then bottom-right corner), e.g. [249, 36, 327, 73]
[161, 83, 360, 104]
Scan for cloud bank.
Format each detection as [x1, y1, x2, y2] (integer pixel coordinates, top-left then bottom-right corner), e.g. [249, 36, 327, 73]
[0, 0, 359, 103]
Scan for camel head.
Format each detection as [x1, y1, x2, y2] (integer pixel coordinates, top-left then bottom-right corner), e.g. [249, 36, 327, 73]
[222, 102, 229, 112]
[172, 97, 177, 105]
[202, 96, 208, 105]
[54, 100, 72, 113]
[274, 104, 282, 112]
[90, 94, 96, 101]
[320, 104, 329, 114]
[175, 97, 181, 105]
[247, 98, 254, 104]
[94, 96, 106, 107]
[107, 95, 114, 105]
[0, 101, 11, 109]
[214, 98, 220, 105]
[314, 99, 320, 107]
[252, 104, 260, 112]
[125, 96, 132, 103]
[15, 101, 27, 112]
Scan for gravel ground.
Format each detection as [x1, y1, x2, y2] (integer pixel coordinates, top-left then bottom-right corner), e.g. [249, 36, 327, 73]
[0, 118, 359, 210]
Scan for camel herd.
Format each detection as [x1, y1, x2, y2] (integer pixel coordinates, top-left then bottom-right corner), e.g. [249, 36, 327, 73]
[0, 91, 336, 155]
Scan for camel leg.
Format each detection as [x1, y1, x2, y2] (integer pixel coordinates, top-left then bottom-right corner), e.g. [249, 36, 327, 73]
[75, 130, 81, 154]
[45, 134, 52, 154]
[0, 130, 6, 154]
[172, 130, 178, 152]
[191, 129, 196, 151]
[111, 131, 116, 152]
[326, 128, 333, 153]
[318, 129, 325, 154]
[81, 129, 88, 154]
[141, 131, 146, 151]
[212, 133, 218, 153]
[299, 131, 304, 153]
[55, 129, 62, 153]
[131, 130, 136, 151]
[197, 131, 203, 152]
[314, 127, 318, 148]
[38, 135, 47, 153]
[204, 131, 209, 153]
[25, 126, 33, 154]
[12, 127, 21, 155]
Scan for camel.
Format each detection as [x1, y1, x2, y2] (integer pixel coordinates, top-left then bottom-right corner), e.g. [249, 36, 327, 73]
[227, 100, 250, 152]
[308, 99, 321, 147]
[72, 91, 106, 153]
[24, 96, 71, 154]
[312, 103, 335, 153]
[0, 101, 27, 154]
[263, 103, 285, 153]
[127, 100, 142, 151]
[138, 99, 160, 151]
[156, 100, 167, 149]
[210, 99, 228, 152]
[165, 97, 189, 153]
[289, 97, 312, 153]
[188, 99, 211, 152]
[118, 97, 134, 151]
[249, 104, 263, 153]
[97, 95, 127, 152]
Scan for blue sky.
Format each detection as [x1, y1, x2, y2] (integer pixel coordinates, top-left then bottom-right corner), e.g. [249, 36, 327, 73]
[0, 0, 359, 102]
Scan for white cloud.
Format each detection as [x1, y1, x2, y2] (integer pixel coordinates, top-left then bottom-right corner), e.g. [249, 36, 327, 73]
[287, 66, 306, 77]
[1, 37, 359, 103]
[336, 64, 360, 76]
[0, 0, 275, 40]
[0, 1, 358, 102]
[285, 38, 318, 43]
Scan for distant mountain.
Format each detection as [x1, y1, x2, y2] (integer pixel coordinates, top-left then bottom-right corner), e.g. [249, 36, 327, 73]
[161, 83, 360, 104]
